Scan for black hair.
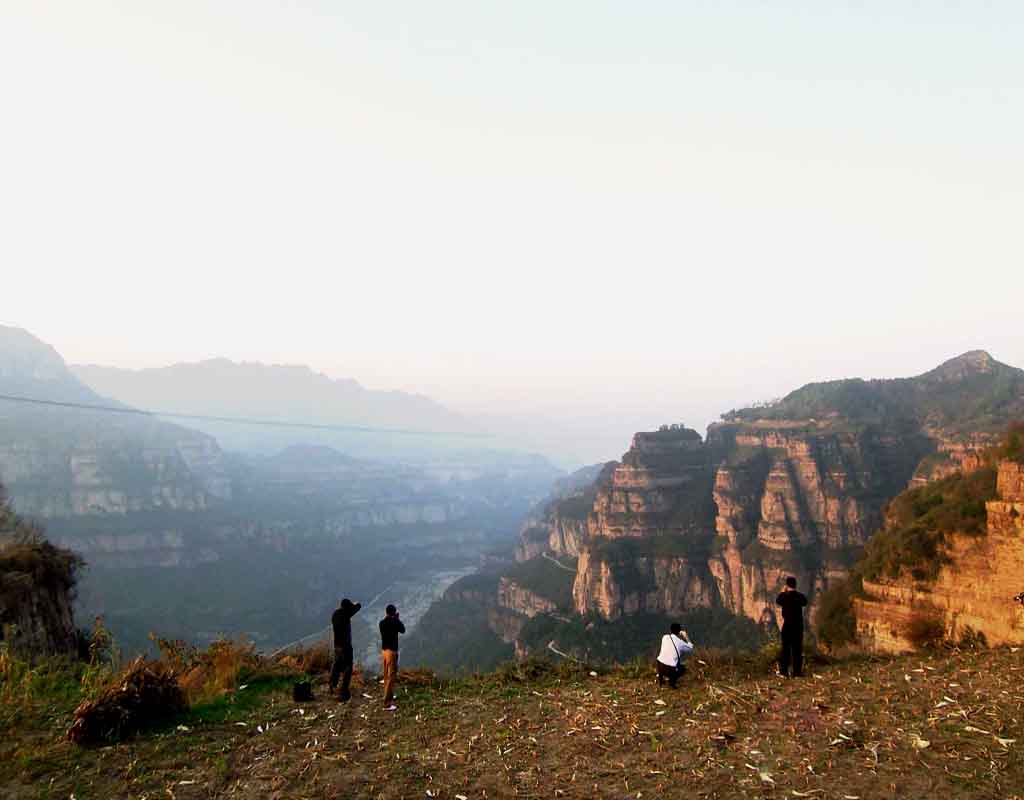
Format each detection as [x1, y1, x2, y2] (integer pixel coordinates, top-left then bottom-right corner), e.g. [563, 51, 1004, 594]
[785, 576, 797, 589]
[341, 597, 352, 607]
[386, 604, 397, 615]
[670, 623, 682, 635]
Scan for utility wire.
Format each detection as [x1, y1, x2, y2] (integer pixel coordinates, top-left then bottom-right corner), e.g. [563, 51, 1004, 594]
[0, 393, 488, 438]
[267, 582, 397, 658]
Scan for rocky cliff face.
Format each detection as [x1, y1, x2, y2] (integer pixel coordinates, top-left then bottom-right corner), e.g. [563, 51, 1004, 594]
[497, 577, 559, 618]
[855, 460, 1024, 652]
[0, 493, 80, 656]
[0, 559, 78, 655]
[560, 421, 929, 627]
[573, 545, 720, 619]
[2, 433, 232, 518]
[50, 499, 464, 571]
[514, 463, 614, 562]
[512, 352, 1024, 637]
[0, 326, 232, 518]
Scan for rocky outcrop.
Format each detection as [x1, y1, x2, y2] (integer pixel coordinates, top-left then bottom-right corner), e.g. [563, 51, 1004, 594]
[2, 437, 231, 518]
[855, 460, 1024, 652]
[498, 577, 559, 618]
[589, 430, 712, 539]
[511, 353, 1024, 636]
[514, 463, 614, 563]
[50, 498, 464, 570]
[487, 607, 528, 644]
[997, 460, 1024, 501]
[0, 557, 78, 655]
[910, 433, 994, 486]
[0, 490, 81, 656]
[573, 545, 720, 619]
[560, 421, 927, 627]
[516, 515, 588, 562]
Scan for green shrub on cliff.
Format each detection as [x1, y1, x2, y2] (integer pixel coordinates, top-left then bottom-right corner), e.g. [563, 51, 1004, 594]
[859, 466, 997, 583]
[994, 421, 1024, 463]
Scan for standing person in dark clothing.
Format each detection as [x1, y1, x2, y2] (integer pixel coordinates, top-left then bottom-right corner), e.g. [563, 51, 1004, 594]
[330, 598, 361, 701]
[379, 604, 405, 710]
[776, 576, 808, 677]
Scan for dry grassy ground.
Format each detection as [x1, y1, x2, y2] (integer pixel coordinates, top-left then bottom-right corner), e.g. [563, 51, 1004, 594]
[3, 647, 1024, 799]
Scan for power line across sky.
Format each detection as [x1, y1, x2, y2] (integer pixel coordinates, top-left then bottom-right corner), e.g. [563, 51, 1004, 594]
[0, 393, 489, 439]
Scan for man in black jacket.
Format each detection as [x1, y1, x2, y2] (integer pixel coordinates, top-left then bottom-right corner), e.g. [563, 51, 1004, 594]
[330, 597, 361, 701]
[776, 577, 808, 678]
[379, 604, 405, 710]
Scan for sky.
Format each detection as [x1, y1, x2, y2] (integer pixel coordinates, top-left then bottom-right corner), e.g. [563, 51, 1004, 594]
[3, 1, 1023, 463]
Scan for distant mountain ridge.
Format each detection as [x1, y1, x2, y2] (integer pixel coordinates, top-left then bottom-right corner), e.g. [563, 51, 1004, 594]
[0, 326, 105, 404]
[71, 359, 475, 460]
[72, 359, 466, 430]
[0, 326, 230, 517]
[727, 350, 1024, 434]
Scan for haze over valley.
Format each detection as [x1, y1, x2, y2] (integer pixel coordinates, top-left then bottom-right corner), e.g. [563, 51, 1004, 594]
[4, 323, 1024, 672]
[4, 6, 1024, 796]
[0, 325, 563, 658]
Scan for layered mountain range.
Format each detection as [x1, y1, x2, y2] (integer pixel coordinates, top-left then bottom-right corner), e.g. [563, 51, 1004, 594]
[0, 326, 562, 656]
[446, 350, 1024, 661]
[0, 326, 231, 517]
[71, 359, 472, 462]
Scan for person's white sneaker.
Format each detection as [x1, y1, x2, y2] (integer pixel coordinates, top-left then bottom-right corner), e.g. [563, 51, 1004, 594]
[384, 704, 398, 712]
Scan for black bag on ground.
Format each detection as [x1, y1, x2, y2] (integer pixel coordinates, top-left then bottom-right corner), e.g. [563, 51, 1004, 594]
[292, 680, 314, 702]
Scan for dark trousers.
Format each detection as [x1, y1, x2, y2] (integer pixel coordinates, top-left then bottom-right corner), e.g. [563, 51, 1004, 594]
[779, 625, 803, 677]
[330, 645, 354, 698]
[656, 660, 685, 688]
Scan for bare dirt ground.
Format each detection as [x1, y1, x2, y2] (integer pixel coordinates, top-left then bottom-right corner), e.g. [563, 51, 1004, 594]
[4, 647, 1024, 799]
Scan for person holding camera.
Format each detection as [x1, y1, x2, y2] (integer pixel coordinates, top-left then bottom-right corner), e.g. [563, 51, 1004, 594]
[379, 604, 406, 710]
[329, 597, 362, 701]
[656, 623, 694, 688]
[777, 576, 808, 677]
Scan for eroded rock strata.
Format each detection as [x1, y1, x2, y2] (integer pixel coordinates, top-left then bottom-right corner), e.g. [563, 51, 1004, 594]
[855, 460, 1024, 652]
[499, 352, 1024, 644]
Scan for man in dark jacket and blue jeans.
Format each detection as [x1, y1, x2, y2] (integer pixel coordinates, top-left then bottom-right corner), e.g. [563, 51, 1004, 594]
[330, 598, 361, 701]
[776, 577, 808, 678]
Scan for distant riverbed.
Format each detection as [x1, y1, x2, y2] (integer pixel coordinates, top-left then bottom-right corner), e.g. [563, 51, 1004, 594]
[355, 566, 477, 668]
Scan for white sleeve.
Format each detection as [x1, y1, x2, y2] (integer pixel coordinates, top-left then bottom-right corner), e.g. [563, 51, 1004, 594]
[675, 636, 694, 655]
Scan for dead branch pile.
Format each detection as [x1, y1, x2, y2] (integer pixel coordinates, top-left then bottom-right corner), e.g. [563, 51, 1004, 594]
[67, 657, 186, 744]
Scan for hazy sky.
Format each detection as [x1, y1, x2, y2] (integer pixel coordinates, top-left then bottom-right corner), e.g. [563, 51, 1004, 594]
[4, 2, 1023, 435]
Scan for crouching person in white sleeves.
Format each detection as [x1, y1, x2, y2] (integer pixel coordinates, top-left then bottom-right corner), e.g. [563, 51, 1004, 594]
[656, 623, 694, 688]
